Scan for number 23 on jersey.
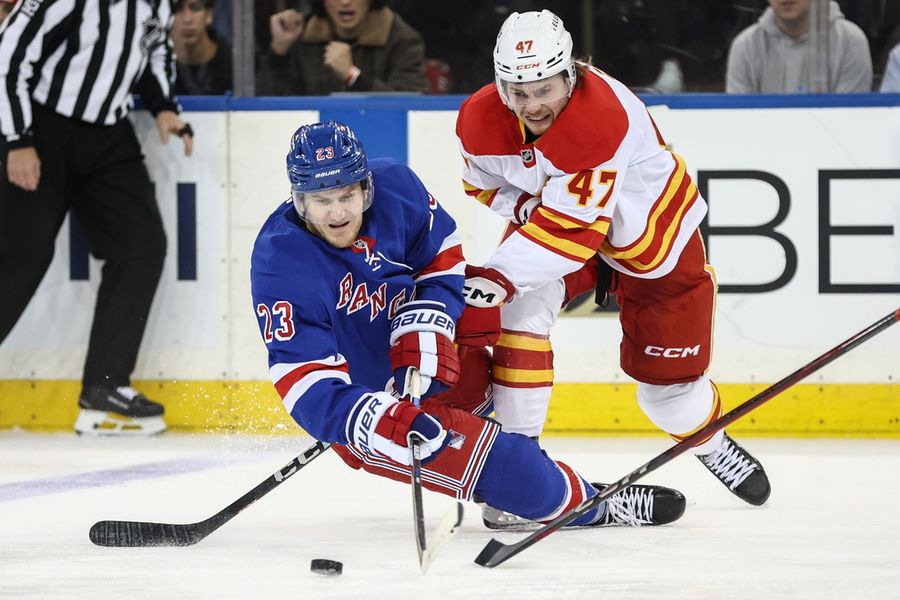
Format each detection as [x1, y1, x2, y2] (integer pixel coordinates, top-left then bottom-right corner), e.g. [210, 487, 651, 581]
[257, 301, 295, 342]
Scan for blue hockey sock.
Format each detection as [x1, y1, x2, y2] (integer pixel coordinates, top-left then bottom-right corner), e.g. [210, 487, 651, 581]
[473, 431, 603, 525]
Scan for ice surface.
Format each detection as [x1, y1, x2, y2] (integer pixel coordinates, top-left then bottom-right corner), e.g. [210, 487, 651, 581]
[1, 433, 898, 599]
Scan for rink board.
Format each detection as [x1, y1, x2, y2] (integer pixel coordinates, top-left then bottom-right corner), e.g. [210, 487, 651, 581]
[0, 95, 897, 434]
[1, 380, 897, 437]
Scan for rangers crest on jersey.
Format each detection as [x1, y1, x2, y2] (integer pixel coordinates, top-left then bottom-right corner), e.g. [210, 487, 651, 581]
[447, 429, 467, 450]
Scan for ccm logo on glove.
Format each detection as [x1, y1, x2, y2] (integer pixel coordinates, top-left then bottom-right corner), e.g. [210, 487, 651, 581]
[462, 265, 516, 308]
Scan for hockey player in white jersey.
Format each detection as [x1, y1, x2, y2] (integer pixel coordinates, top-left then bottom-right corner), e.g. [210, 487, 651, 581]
[454, 10, 771, 517]
[250, 120, 688, 531]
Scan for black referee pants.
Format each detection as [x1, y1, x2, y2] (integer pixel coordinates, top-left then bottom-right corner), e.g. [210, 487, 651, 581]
[0, 104, 166, 391]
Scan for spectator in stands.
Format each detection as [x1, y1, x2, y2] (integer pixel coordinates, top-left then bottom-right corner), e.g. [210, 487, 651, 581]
[0, 0, 16, 24]
[256, 0, 426, 95]
[880, 42, 900, 92]
[172, 0, 233, 95]
[212, 0, 232, 43]
[726, 0, 873, 93]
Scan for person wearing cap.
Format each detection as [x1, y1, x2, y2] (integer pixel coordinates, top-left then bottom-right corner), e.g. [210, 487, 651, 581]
[454, 10, 772, 527]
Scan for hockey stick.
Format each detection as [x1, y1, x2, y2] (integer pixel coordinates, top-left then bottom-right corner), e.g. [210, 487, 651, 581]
[407, 368, 465, 573]
[475, 308, 900, 568]
[89, 439, 331, 547]
[408, 369, 429, 568]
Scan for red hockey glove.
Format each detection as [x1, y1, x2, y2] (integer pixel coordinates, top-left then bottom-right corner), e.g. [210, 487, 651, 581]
[462, 264, 516, 308]
[346, 392, 449, 465]
[456, 305, 501, 347]
[512, 192, 541, 225]
[389, 300, 460, 399]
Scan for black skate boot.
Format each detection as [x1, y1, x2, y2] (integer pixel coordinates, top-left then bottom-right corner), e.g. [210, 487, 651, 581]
[697, 433, 770, 506]
[75, 385, 167, 436]
[593, 483, 686, 526]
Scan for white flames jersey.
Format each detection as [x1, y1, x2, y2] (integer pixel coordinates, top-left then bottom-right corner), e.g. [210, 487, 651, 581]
[456, 66, 707, 294]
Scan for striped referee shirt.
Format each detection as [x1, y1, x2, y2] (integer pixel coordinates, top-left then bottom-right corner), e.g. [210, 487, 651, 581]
[0, 0, 177, 150]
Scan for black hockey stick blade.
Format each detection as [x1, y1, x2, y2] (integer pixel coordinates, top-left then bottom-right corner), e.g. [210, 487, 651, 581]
[475, 308, 900, 568]
[89, 440, 331, 547]
[89, 520, 208, 547]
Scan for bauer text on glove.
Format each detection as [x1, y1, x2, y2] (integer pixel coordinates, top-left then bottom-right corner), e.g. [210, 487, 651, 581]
[346, 392, 450, 465]
[389, 300, 460, 399]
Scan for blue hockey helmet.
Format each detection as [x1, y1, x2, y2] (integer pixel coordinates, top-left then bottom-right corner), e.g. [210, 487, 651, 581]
[286, 121, 374, 223]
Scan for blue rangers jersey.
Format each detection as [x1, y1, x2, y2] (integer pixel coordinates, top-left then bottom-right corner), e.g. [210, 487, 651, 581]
[251, 158, 466, 443]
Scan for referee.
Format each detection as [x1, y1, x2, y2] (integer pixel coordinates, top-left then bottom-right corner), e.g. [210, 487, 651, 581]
[0, 0, 193, 435]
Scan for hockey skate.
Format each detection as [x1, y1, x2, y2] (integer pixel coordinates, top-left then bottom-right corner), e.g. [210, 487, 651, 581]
[478, 501, 540, 531]
[75, 385, 167, 436]
[477, 482, 686, 530]
[593, 482, 686, 527]
[697, 432, 770, 506]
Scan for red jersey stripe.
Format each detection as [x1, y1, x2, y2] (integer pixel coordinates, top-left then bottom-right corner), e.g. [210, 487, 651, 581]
[274, 361, 349, 399]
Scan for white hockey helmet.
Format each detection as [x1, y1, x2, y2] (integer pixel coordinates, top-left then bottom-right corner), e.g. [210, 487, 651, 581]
[493, 10, 576, 107]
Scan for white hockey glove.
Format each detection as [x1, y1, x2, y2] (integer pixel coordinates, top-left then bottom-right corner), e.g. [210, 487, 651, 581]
[346, 392, 450, 465]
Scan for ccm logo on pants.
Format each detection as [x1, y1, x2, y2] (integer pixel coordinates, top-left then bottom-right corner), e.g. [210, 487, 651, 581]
[644, 345, 701, 358]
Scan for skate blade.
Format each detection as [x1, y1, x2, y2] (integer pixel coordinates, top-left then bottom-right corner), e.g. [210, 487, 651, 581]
[480, 505, 540, 531]
[75, 410, 167, 436]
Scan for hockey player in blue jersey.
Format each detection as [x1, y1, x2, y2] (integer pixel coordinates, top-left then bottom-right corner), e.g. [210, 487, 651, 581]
[250, 120, 687, 528]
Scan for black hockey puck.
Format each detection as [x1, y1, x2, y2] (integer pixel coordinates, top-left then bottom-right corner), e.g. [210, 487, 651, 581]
[310, 559, 343, 575]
